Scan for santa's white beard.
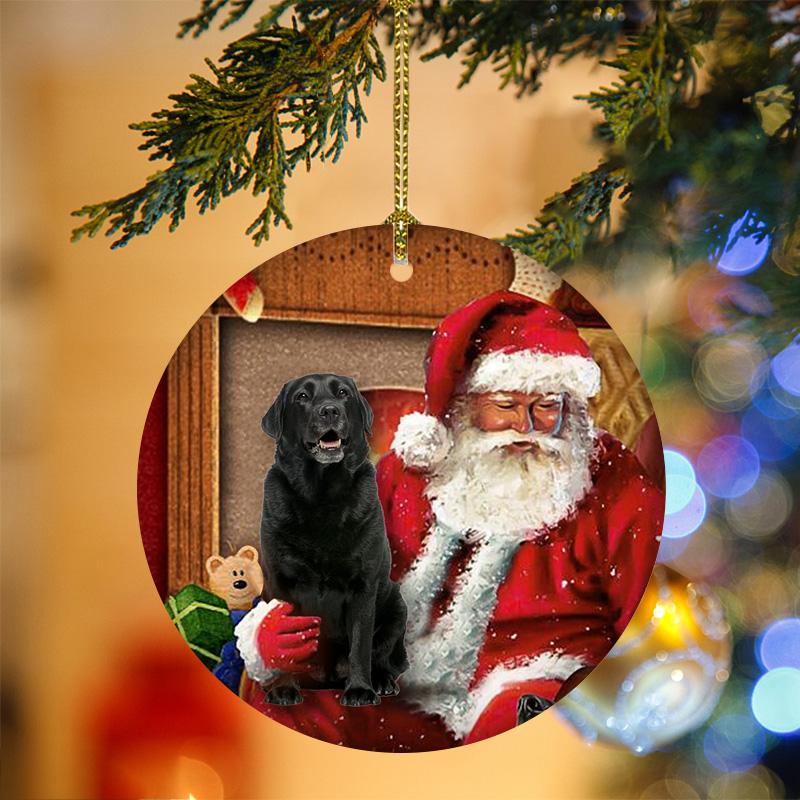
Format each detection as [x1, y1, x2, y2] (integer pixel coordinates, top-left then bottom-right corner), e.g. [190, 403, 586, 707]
[424, 409, 597, 539]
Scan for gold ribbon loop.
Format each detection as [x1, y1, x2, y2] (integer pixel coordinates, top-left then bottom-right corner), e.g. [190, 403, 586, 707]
[385, 0, 416, 266]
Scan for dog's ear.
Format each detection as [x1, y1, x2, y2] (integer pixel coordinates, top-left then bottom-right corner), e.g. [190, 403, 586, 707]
[262, 383, 289, 440]
[350, 380, 373, 437]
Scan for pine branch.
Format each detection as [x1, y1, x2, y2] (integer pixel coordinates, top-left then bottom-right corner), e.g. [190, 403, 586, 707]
[403, 0, 628, 97]
[501, 2, 719, 266]
[177, 0, 272, 39]
[549, 3, 800, 346]
[72, 1, 387, 248]
[578, 3, 715, 150]
[499, 164, 629, 267]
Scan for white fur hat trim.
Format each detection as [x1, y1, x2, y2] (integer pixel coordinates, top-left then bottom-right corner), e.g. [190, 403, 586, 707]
[391, 411, 452, 470]
[235, 598, 281, 685]
[465, 350, 601, 400]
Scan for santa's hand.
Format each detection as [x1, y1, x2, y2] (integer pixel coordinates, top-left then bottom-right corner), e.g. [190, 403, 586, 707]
[235, 599, 320, 684]
[257, 601, 320, 671]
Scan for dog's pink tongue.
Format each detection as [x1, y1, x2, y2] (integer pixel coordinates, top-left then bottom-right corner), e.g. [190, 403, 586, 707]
[319, 438, 341, 449]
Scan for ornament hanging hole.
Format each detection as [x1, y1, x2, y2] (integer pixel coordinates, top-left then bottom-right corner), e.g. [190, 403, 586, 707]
[391, 259, 414, 283]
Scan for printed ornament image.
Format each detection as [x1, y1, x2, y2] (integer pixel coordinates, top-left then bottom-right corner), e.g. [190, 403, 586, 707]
[164, 584, 234, 669]
[137, 224, 668, 752]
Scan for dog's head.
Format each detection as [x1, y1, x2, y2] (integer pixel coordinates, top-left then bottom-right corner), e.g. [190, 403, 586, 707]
[262, 374, 374, 468]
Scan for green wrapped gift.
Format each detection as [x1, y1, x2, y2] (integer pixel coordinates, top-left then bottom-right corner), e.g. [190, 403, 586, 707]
[165, 584, 234, 669]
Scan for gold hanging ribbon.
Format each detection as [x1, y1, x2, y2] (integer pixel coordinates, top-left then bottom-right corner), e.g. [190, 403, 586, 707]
[385, 0, 417, 271]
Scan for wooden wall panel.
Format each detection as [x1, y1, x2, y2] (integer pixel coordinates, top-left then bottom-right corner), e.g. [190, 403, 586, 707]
[213, 225, 516, 328]
[167, 314, 219, 594]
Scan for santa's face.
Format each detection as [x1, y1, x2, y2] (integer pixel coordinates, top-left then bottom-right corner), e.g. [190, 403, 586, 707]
[427, 392, 596, 537]
[470, 391, 566, 453]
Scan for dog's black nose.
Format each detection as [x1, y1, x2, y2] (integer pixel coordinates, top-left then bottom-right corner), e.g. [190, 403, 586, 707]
[318, 404, 340, 419]
[233, 579, 247, 590]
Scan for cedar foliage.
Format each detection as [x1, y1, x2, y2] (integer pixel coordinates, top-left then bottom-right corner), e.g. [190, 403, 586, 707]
[72, 1, 387, 248]
[71, 1, 799, 343]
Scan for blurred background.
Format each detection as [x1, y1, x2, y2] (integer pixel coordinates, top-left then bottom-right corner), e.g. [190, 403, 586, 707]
[2, 1, 799, 798]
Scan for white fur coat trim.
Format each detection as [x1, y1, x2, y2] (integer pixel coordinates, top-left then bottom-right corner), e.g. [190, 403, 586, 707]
[399, 522, 464, 640]
[404, 534, 519, 685]
[403, 649, 586, 740]
[400, 532, 524, 729]
[465, 350, 601, 400]
[391, 411, 453, 470]
[235, 598, 281, 685]
[458, 651, 588, 738]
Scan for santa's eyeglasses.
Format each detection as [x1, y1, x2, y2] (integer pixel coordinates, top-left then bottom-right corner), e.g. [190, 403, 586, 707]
[489, 392, 566, 436]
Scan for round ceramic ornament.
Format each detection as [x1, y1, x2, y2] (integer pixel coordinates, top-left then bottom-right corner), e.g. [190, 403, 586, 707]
[137, 224, 667, 752]
[132, 0, 672, 755]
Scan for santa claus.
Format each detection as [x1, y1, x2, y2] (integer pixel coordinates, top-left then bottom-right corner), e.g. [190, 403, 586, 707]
[235, 291, 664, 751]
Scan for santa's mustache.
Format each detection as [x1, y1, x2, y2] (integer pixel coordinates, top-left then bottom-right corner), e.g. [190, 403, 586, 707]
[458, 427, 570, 458]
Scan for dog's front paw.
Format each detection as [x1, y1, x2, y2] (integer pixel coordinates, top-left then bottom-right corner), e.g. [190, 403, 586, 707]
[265, 685, 303, 706]
[372, 669, 400, 697]
[340, 686, 380, 706]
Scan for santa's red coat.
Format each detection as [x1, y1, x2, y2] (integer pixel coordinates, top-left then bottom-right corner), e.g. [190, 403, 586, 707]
[241, 431, 663, 751]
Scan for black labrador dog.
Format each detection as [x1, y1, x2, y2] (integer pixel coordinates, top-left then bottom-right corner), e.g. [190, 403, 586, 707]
[259, 373, 408, 706]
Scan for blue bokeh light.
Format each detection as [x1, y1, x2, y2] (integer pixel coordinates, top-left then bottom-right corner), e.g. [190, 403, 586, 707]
[703, 713, 766, 773]
[751, 385, 798, 421]
[664, 449, 698, 515]
[741, 407, 800, 462]
[712, 212, 771, 276]
[772, 338, 800, 397]
[758, 618, 800, 671]
[663, 485, 707, 539]
[697, 435, 761, 498]
[751, 668, 800, 733]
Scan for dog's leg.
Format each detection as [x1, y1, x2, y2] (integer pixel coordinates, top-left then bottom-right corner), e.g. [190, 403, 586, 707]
[388, 635, 409, 675]
[371, 584, 408, 696]
[340, 592, 379, 706]
[263, 673, 303, 706]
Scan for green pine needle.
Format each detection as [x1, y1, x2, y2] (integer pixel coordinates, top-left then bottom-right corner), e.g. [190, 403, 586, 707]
[406, 0, 626, 97]
[71, 1, 387, 248]
[500, 164, 629, 267]
[501, 1, 720, 270]
[578, 4, 711, 151]
[177, 0, 265, 39]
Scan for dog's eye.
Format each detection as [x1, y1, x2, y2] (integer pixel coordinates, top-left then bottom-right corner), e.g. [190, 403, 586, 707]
[296, 392, 309, 402]
[337, 388, 348, 398]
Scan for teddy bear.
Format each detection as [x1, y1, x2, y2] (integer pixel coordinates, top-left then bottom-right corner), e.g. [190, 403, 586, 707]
[204, 545, 265, 693]
[205, 545, 264, 611]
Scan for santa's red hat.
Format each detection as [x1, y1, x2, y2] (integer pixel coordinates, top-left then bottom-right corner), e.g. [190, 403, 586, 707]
[391, 290, 602, 469]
